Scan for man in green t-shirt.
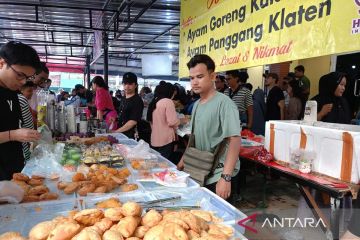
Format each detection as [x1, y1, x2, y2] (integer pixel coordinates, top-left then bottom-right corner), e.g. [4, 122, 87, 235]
[295, 65, 310, 99]
[177, 54, 241, 200]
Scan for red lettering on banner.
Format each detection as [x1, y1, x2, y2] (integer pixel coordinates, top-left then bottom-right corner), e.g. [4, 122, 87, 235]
[207, 0, 220, 10]
[181, 16, 195, 29]
[252, 40, 294, 60]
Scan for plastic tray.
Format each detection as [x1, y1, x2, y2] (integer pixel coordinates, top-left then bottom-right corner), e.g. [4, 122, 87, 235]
[150, 187, 248, 237]
[96, 132, 128, 141]
[118, 139, 138, 146]
[0, 198, 80, 236]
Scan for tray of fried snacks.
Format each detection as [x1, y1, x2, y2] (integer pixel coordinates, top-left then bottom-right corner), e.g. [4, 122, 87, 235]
[0, 197, 245, 240]
[56, 164, 140, 197]
[150, 187, 248, 237]
[128, 156, 175, 172]
[0, 197, 80, 238]
[11, 173, 62, 203]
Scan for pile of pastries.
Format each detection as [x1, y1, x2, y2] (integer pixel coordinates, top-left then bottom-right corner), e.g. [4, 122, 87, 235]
[0, 200, 234, 240]
[57, 164, 138, 196]
[11, 173, 59, 203]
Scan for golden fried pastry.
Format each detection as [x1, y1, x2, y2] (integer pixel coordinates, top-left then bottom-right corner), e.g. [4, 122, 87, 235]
[141, 209, 162, 227]
[143, 225, 164, 240]
[47, 222, 81, 240]
[22, 194, 40, 203]
[117, 168, 130, 178]
[32, 175, 45, 180]
[104, 207, 123, 221]
[208, 224, 233, 237]
[85, 226, 103, 235]
[110, 176, 126, 185]
[68, 210, 79, 219]
[39, 192, 59, 201]
[63, 182, 79, 195]
[29, 220, 57, 240]
[116, 216, 139, 238]
[73, 209, 104, 226]
[162, 223, 188, 240]
[187, 229, 200, 240]
[133, 226, 149, 238]
[0, 232, 26, 240]
[57, 181, 68, 190]
[95, 198, 122, 209]
[120, 183, 138, 192]
[102, 230, 124, 240]
[126, 238, 141, 240]
[121, 202, 142, 217]
[13, 173, 29, 182]
[159, 218, 189, 230]
[28, 185, 49, 196]
[199, 231, 228, 240]
[72, 173, 86, 182]
[190, 210, 213, 222]
[13, 181, 30, 194]
[93, 218, 113, 232]
[180, 212, 208, 234]
[71, 227, 101, 240]
[93, 186, 107, 193]
[162, 211, 182, 220]
[52, 216, 73, 225]
[28, 178, 44, 186]
[77, 183, 96, 196]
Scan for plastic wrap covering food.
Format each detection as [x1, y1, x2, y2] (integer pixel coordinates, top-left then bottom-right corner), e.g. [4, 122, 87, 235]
[127, 140, 159, 160]
[22, 143, 73, 181]
[0, 181, 24, 204]
[135, 169, 193, 188]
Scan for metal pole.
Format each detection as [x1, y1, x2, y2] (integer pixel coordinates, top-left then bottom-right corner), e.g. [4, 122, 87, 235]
[86, 55, 91, 88]
[103, 32, 109, 85]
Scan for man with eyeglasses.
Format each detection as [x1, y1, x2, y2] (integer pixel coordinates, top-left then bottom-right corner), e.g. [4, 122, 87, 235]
[0, 41, 41, 180]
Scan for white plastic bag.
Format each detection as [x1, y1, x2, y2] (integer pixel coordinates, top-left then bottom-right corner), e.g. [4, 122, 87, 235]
[37, 124, 53, 145]
[127, 140, 158, 160]
[0, 181, 24, 203]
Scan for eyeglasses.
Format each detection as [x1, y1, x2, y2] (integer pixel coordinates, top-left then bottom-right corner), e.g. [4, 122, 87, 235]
[7, 63, 36, 82]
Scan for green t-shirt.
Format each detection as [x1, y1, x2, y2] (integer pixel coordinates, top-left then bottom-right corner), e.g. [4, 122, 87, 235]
[299, 76, 310, 90]
[190, 92, 241, 185]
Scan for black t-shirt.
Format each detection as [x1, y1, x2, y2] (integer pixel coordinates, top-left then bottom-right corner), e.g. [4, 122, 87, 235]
[0, 87, 25, 180]
[266, 86, 284, 121]
[118, 94, 144, 138]
[348, 193, 360, 237]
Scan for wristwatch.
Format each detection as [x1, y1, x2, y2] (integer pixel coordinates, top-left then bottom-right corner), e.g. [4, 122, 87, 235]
[221, 174, 232, 182]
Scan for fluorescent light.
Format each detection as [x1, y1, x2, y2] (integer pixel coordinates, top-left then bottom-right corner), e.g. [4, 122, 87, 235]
[352, 65, 356, 69]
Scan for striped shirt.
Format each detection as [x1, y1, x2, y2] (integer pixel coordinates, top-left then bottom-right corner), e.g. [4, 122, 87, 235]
[18, 94, 34, 161]
[224, 86, 253, 113]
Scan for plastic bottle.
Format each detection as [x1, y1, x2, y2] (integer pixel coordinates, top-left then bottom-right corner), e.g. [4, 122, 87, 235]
[37, 89, 49, 127]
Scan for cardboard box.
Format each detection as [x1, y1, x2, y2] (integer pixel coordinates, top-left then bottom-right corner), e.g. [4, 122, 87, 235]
[265, 120, 360, 184]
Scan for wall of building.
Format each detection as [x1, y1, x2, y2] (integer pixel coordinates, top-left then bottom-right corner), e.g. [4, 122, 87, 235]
[247, 65, 265, 91]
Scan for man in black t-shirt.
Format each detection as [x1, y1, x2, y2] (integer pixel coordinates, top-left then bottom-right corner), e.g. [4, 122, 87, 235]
[114, 72, 143, 139]
[0, 41, 41, 180]
[265, 73, 285, 121]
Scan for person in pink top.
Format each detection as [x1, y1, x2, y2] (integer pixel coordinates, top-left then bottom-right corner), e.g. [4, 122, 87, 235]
[91, 76, 117, 130]
[147, 82, 180, 159]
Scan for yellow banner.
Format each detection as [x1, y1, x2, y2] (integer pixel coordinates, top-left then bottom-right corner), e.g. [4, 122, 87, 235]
[179, 0, 360, 77]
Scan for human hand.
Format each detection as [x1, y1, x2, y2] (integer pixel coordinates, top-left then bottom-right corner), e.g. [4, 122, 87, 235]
[177, 157, 184, 170]
[216, 178, 231, 199]
[320, 104, 333, 117]
[11, 129, 41, 142]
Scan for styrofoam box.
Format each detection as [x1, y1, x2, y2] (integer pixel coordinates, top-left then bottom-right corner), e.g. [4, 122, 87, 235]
[265, 120, 360, 183]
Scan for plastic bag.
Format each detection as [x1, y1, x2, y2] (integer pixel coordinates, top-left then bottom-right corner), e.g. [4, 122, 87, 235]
[22, 143, 73, 181]
[127, 140, 158, 160]
[0, 181, 24, 203]
[37, 124, 53, 145]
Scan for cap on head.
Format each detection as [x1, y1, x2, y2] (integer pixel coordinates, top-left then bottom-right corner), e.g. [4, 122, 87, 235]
[122, 72, 138, 84]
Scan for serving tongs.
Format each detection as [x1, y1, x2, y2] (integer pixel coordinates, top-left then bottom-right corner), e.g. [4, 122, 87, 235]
[144, 205, 201, 212]
[138, 195, 181, 207]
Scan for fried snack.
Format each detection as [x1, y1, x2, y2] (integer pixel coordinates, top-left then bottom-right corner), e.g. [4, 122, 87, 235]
[13, 173, 29, 182]
[73, 209, 104, 226]
[0, 232, 26, 240]
[47, 222, 81, 240]
[52, 216, 74, 225]
[29, 220, 57, 240]
[77, 183, 96, 196]
[130, 160, 142, 170]
[13, 181, 30, 194]
[180, 212, 208, 234]
[93, 186, 107, 193]
[117, 168, 130, 178]
[28, 185, 49, 196]
[159, 218, 189, 230]
[141, 209, 162, 228]
[39, 192, 59, 201]
[57, 181, 68, 190]
[121, 202, 142, 217]
[72, 173, 87, 182]
[190, 210, 213, 222]
[126, 238, 141, 240]
[162, 223, 188, 240]
[120, 183, 138, 192]
[28, 178, 44, 186]
[187, 230, 200, 240]
[85, 226, 103, 235]
[63, 182, 79, 194]
[22, 194, 40, 203]
[104, 207, 123, 221]
[32, 175, 45, 180]
[110, 176, 126, 185]
[102, 230, 124, 240]
[68, 210, 79, 219]
[95, 198, 122, 209]
[133, 226, 150, 238]
[93, 218, 113, 232]
[116, 216, 139, 238]
[143, 225, 164, 240]
[200, 231, 228, 240]
[208, 224, 234, 237]
[71, 227, 101, 240]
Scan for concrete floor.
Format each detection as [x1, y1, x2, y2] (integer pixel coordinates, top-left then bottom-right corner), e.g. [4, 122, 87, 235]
[233, 173, 328, 240]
